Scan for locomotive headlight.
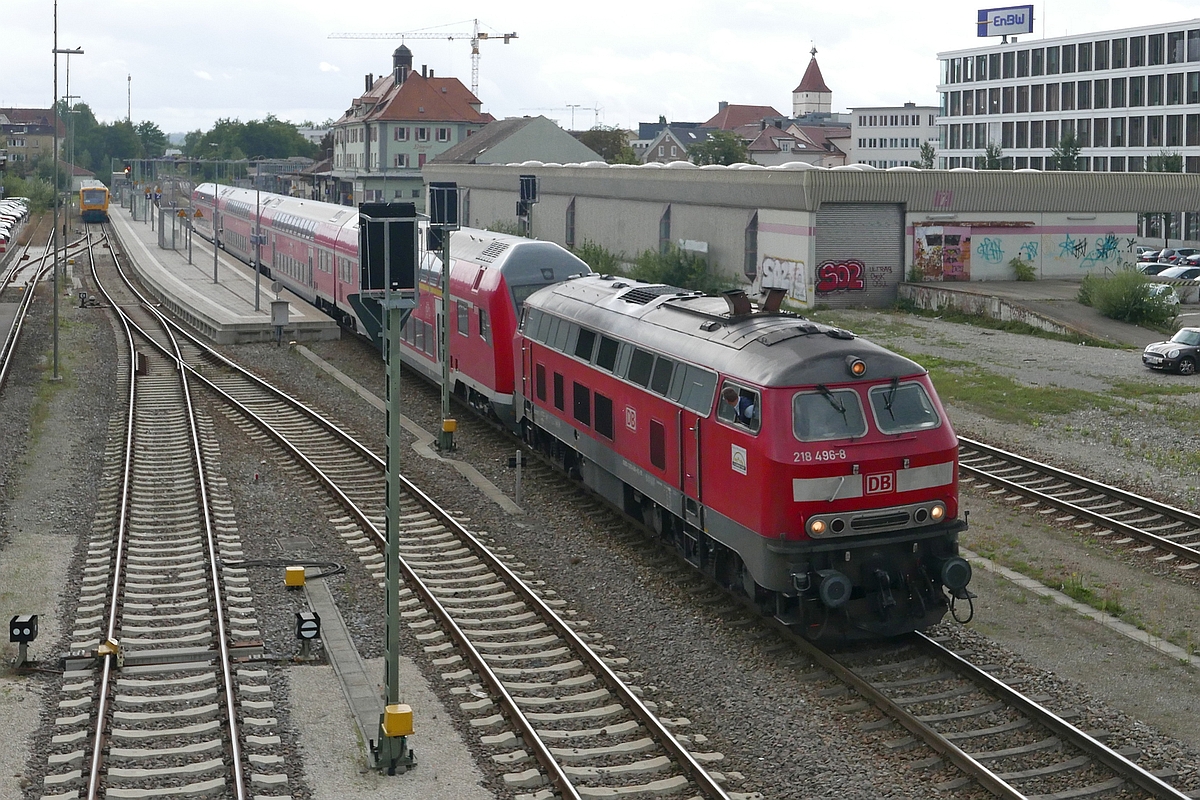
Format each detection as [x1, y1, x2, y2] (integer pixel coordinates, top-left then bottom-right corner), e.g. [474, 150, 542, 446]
[930, 503, 946, 521]
[809, 519, 827, 535]
[845, 356, 867, 378]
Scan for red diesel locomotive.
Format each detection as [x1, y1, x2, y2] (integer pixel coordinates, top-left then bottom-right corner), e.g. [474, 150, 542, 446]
[190, 184, 972, 640]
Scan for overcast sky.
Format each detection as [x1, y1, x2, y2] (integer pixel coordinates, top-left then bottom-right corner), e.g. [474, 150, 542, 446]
[3, 1, 1198, 136]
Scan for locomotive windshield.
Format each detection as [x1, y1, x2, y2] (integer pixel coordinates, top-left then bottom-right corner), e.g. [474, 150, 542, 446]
[868, 380, 941, 434]
[793, 387, 867, 441]
[82, 189, 106, 204]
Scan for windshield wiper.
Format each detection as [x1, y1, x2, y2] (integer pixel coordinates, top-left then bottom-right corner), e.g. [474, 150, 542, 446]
[882, 376, 900, 420]
[816, 384, 848, 424]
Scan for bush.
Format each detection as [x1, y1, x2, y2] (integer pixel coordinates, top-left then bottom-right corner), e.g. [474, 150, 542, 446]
[572, 239, 623, 274]
[1, 174, 54, 212]
[626, 244, 732, 295]
[1010, 256, 1036, 281]
[1078, 269, 1177, 328]
[483, 219, 524, 237]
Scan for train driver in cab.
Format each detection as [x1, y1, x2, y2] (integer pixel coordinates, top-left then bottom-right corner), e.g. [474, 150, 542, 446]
[720, 385, 759, 431]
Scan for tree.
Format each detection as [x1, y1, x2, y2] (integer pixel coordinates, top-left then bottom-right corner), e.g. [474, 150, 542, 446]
[575, 126, 638, 164]
[982, 141, 1004, 170]
[1048, 131, 1082, 170]
[1146, 150, 1183, 172]
[918, 141, 936, 169]
[136, 121, 168, 158]
[687, 130, 751, 166]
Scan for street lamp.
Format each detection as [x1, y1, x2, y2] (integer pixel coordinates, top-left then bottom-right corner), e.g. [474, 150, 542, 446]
[50, 0, 84, 382]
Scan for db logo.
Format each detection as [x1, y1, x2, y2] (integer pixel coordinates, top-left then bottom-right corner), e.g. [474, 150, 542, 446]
[866, 472, 895, 494]
[625, 406, 637, 432]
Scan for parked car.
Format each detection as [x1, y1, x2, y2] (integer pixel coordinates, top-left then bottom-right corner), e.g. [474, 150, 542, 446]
[1139, 262, 1176, 275]
[1138, 249, 1162, 262]
[1155, 265, 1200, 281]
[1143, 327, 1200, 374]
[1146, 283, 1181, 305]
[1164, 247, 1200, 264]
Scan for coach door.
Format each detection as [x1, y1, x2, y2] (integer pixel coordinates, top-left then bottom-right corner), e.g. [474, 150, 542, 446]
[680, 410, 702, 526]
[814, 203, 904, 308]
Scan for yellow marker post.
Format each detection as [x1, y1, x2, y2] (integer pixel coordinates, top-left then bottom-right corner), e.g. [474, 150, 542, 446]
[285, 566, 306, 587]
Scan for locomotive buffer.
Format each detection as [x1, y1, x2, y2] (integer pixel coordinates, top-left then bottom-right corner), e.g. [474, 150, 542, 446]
[359, 202, 420, 774]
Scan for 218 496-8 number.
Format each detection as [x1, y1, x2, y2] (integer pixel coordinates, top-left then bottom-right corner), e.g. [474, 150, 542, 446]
[795, 449, 847, 462]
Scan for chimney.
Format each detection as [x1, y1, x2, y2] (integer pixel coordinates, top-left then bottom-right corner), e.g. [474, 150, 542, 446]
[421, 64, 427, 78]
[718, 101, 729, 112]
[429, 68, 434, 77]
[365, 73, 373, 92]
[721, 289, 752, 317]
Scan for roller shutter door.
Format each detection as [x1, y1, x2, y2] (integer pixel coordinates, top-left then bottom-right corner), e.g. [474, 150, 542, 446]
[814, 204, 903, 308]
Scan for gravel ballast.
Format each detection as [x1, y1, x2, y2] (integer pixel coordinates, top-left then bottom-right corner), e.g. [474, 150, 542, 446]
[4, 278, 1200, 798]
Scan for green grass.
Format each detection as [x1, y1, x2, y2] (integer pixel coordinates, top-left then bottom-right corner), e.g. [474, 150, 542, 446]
[891, 352, 1117, 424]
[1108, 380, 1200, 401]
[890, 300, 1123, 348]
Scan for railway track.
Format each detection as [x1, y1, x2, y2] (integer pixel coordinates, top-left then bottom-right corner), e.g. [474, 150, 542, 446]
[34, 230, 291, 799]
[808, 633, 1192, 799]
[93, 227, 741, 799]
[958, 437, 1200, 570]
[0, 229, 53, 393]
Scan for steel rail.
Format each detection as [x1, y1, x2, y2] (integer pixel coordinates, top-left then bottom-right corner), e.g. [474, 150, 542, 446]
[98, 236, 729, 799]
[86, 230, 248, 800]
[913, 632, 1192, 800]
[0, 233, 55, 393]
[958, 436, 1200, 563]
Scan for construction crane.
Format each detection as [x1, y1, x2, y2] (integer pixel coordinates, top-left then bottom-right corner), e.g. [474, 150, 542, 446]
[329, 18, 516, 98]
[519, 105, 605, 130]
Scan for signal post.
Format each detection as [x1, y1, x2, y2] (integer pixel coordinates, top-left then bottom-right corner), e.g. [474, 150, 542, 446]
[358, 202, 419, 776]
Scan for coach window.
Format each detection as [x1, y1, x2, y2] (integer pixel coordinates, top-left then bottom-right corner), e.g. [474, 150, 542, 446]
[594, 393, 614, 439]
[554, 373, 565, 411]
[574, 328, 597, 361]
[596, 336, 619, 372]
[478, 308, 490, 343]
[650, 357, 674, 396]
[868, 381, 940, 435]
[627, 348, 655, 387]
[457, 300, 470, 336]
[792, 387, 867, 442]
[718, 382, 760, 433]
[573, 382, 591, 426]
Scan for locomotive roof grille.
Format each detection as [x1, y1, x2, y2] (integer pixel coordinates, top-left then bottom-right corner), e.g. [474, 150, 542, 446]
[478, 241, 509, 263]
[621, 285, 692, 305]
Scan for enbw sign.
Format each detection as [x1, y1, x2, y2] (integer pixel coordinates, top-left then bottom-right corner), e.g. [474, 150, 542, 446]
[977, 4, 1034, 37]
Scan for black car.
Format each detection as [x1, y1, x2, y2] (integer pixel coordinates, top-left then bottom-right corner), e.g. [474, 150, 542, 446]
[1143, 327, 1200, 374]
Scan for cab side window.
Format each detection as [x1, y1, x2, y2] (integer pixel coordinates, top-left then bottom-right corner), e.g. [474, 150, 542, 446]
[717, 382, 760, 433]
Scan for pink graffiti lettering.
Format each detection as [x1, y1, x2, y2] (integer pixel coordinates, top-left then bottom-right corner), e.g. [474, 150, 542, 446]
[815, 260, 866, 293]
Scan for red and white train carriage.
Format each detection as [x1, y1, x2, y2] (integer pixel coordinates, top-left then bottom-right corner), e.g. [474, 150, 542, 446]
[190, 184, 972, 639]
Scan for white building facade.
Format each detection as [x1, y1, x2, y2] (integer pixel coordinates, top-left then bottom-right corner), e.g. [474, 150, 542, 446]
[937, 19, 1200, 239]
[848, 102, 938, 167]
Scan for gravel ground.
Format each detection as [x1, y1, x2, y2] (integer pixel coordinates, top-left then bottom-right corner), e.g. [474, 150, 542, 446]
[4, 275, 1200, 798]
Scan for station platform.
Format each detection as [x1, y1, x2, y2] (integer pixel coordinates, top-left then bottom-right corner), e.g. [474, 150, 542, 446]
[107, 203, 339, 345]
[899, 279, 1199, 349]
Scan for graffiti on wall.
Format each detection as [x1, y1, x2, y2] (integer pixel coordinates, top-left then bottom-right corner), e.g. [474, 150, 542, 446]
[815, 259, 867, 293]
[760, 255, 807, 303]
[913, 226, 972, 281]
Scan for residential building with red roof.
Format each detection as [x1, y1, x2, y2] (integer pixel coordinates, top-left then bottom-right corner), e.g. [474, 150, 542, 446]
[330, 45, 493, 208]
